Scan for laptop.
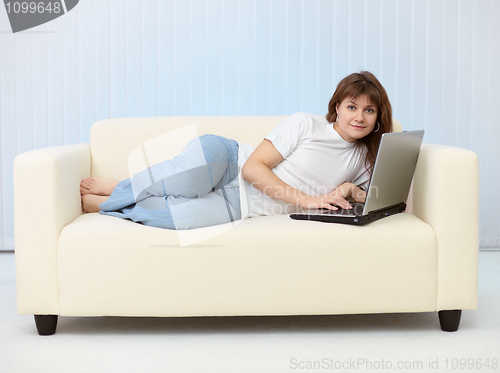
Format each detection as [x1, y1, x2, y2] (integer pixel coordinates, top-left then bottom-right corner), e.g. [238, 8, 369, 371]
[289, 130, 424, 226]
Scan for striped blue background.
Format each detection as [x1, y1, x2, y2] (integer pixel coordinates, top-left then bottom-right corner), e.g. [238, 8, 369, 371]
[1, 0, 499, 250]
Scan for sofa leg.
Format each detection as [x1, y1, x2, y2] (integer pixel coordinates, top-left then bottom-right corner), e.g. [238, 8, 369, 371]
[34, 315, 58, 336]
[438, 310, 462, 332]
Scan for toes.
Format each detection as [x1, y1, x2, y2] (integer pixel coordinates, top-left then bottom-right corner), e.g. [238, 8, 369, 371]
[80, 184, 89, 192]
[81, 179, 92, 188]
[81, 177, 93, 186]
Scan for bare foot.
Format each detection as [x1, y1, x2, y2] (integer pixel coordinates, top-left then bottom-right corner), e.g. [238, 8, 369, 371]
[80, 177, 120, 196]
[81, 194, 109, 213]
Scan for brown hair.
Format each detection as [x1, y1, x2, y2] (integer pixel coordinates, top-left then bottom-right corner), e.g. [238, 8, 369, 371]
[325, 71, 392, 176]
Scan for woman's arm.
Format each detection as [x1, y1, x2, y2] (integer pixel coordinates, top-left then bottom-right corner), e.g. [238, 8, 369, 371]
[241, 140, 354, 210]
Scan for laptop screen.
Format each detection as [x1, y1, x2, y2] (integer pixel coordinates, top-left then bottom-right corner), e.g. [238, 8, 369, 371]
[362, 130, 424, 215]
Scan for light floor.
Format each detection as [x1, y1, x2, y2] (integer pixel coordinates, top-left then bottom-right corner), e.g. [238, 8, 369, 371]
[1, 251, 499, 373]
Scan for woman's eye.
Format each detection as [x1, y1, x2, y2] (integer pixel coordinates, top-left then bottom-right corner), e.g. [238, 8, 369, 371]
[348, 105, 355, 110]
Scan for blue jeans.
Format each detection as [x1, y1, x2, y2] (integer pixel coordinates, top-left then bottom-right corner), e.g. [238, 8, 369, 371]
[99, 135, 240, 229]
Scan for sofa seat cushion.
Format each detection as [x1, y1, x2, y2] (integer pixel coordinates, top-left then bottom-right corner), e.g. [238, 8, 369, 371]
[57, 212, 437, 317]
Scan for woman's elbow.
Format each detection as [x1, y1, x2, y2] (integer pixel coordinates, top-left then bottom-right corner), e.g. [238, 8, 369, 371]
[241, 160, 263, 183]
[241, 162, 252, 182]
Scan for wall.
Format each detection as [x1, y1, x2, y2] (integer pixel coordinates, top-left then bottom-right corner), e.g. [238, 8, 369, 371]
[1, 0, 499, 250]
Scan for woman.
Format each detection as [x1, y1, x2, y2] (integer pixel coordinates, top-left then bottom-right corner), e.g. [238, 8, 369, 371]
[80, 71, 392, 229]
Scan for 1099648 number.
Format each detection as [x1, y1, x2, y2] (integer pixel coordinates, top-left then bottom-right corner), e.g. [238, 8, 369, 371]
[5, 2, 61, 14]
[444, 358, 498, 370]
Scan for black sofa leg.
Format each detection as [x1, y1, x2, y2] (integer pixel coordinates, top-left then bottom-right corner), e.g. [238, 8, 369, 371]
[34, 315, 58, 335]
[438, 310, 462, 332]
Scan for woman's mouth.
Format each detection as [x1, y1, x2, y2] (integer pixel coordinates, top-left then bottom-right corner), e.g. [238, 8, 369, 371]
[350, 124, 365, 130]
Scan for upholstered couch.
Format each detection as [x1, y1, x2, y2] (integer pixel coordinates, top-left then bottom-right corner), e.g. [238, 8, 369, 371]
[14, 116, 479, 335]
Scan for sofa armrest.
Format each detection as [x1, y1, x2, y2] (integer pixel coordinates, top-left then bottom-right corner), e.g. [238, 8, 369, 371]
[14, 144, 90, 315]
[409, 143, 479, 311]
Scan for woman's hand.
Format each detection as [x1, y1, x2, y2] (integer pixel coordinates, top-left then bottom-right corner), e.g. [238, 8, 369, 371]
[301, 194, 351, 210]
[332, 182, 367, 204]
[302, 182, 366, 210]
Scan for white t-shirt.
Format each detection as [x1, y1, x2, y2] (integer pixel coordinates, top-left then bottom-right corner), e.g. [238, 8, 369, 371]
[237, 113, 370, 218]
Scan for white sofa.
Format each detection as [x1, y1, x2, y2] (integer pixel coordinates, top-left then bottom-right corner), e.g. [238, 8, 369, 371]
[14, 116, 479, 335]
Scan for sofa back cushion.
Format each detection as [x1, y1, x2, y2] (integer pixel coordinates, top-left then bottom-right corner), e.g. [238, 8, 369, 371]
[90, 116, 286, 179]
[90, 115, 402, 180]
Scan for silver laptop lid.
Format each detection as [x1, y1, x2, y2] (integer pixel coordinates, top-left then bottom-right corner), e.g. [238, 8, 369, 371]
[362, 130, 424, 214]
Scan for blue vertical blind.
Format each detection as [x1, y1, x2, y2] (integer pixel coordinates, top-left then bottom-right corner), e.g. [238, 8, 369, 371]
[0, 0, 499, 250]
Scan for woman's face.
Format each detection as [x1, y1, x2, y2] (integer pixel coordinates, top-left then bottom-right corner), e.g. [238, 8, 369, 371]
[334, 94, 378, 143]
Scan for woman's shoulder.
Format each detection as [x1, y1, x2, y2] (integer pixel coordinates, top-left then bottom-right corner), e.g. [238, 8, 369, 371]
[282, 113, 329, 132]
[288, 112, 328, 123]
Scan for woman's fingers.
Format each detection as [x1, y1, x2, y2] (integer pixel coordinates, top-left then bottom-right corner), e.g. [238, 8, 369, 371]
[321, 202, 338, 210]
[326, 196, 352, 210]
[327, 190, 353, 209]
[305, 195, 352, 210]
